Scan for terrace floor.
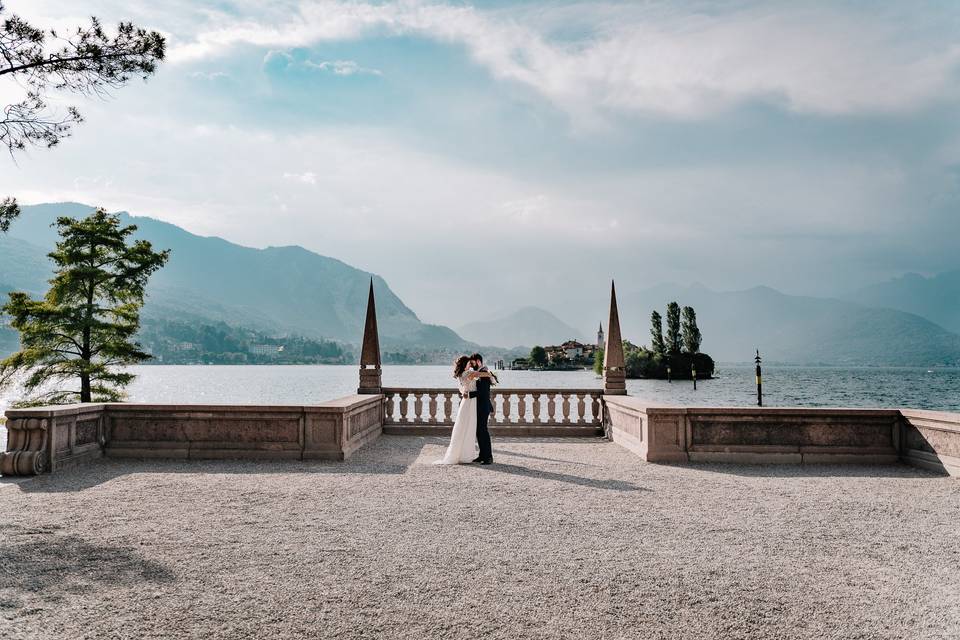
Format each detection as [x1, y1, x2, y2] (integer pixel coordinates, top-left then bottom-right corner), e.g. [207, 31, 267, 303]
[2, 436, 959, 639]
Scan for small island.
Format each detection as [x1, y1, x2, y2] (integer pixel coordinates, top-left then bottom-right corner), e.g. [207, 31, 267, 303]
[511, 302, 714, 379]
[512, 338, 600, 371]
[594, 302, 715, 380]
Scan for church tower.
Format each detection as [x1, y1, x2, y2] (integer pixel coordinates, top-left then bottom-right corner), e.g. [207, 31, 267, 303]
[597, 323, 604, 349]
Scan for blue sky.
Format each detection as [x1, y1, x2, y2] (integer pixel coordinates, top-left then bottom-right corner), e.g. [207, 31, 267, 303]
[2, 0, 959, 328]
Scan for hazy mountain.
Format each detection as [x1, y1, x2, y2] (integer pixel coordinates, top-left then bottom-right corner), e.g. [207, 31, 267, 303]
[5, 204, 959, 365]
[620, 283, 960, 366]
[458, 306, 587, 349]
[1, 203, 471, 350]
[846, 271, 960, 334]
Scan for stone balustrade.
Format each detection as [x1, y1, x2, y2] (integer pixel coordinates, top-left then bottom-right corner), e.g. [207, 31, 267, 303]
[5, 394, 960, 477]
[381, 388, 604, 436]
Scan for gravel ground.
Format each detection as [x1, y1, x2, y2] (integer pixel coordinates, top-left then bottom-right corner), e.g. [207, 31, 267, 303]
[2, 435, 959, 640]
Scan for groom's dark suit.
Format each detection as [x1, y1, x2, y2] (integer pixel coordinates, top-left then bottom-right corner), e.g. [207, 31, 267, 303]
[475, 367, 493, 462]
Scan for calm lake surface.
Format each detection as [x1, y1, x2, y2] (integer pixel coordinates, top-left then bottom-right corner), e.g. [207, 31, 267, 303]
[2, 364, 959, 448]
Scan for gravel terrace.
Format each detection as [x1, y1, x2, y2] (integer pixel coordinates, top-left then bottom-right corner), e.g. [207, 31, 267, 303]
[2, 435, 959, 640]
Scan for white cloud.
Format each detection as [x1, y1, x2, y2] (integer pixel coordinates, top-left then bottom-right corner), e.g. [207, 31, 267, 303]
[283, 171, 318, 185]
[188, 70, 230, 81]
[164, 1, 960, 120]
[304, 59, 381, 76]
[263, 50, 381, 76]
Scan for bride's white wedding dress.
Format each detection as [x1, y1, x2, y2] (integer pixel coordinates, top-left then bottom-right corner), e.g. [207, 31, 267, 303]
[434, 370, 478, 464]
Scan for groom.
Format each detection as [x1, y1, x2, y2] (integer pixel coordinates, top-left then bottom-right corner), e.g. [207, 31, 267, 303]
[469, 353, 493, 465]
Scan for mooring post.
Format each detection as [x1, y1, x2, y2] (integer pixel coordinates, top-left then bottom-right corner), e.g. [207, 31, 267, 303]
[692, 364, 697, 390]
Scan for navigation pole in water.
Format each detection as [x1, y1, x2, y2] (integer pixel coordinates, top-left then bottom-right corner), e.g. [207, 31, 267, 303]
[755, 349, 763, 407]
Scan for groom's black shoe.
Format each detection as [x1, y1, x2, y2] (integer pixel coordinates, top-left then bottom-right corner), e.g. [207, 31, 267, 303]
[471, 456, 484, 464]
[479, 458, 493, 465]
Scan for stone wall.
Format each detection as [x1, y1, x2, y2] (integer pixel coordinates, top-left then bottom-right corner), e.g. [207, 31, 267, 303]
[900, 409, 960, 476]
[0, 403, 106, 475]
[604, 397, 913, 466]
[1, 395, 383, 475]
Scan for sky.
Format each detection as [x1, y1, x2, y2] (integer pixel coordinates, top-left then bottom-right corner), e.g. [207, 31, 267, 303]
[1, 0, 959, 330]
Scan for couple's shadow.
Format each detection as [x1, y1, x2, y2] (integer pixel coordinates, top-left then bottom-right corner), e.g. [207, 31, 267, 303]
[480, 455, 645, 492]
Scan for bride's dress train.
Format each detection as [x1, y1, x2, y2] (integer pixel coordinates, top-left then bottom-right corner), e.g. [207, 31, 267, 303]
[434, 371, 478, 464]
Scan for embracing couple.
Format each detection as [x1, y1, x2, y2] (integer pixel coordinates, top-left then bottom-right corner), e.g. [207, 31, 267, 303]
[434, 353, 498, 465]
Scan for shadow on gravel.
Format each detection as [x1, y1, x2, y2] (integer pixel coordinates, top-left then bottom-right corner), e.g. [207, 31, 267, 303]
[13, 438, 428, 493]
[672, 462, 944, 479]
[494, 449, 601, 467]
[482, 462, 646, 492]
[0, 527, 174, 610]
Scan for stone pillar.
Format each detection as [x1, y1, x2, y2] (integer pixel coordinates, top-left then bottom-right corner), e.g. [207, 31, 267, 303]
[603, 280, 627, 395]
[357, 278, 382, 394]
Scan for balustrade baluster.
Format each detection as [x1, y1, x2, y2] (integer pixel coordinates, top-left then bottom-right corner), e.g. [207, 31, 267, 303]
[443, 392, 454, 424]
[385, 393, 395, 423]
[412, 393, 423, 423]
[387, 387, 603, 428]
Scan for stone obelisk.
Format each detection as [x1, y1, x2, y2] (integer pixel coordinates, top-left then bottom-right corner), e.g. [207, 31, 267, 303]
[358, 278, 382, 394]
[603, 280, 627, 395]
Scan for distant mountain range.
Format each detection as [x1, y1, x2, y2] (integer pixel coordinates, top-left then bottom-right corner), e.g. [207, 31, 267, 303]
[847, 271, 960, 335]
[2, 203, 959, 366]
[619, 283, 960, 366]
[0, 203, 472, 354]
[458, 307, 586, 349]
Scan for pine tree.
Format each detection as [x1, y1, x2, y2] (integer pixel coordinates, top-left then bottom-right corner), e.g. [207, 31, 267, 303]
[0, 209, 169, 405]
[650, 310, 666, 355]
[0, 2, 165, 232]
[0, 197, 17, 233]
[682, 306, 702, 354]
[665, 302, 682, 355]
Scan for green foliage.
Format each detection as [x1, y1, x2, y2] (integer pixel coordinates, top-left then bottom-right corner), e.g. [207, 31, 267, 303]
[665, 301, 682, 354]
[0, 2, 165, 154]
[682, 306, 702, 354]
[529, 345, 548, 367]
[0, 196, 18, 233]
[138, 318, 345, 364]
[650, 310, 665, 355]
[0, 208, 169, 405]
[622, 343, 715, 380]
[593, 347, 604, 375]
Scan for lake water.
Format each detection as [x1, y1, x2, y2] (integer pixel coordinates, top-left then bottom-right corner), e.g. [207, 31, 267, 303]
[2, 364, 959, 449]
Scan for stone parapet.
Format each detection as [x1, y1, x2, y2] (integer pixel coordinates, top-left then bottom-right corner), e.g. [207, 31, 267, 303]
[603, 399, 907, 466]
[1, 403, 107, 475]
[2, 395, 384, 475]
[899, 409, 960, 476]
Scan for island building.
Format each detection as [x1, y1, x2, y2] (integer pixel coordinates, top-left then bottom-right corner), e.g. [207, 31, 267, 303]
[545, 340, 598, 364]
[249, 344, 282, 356]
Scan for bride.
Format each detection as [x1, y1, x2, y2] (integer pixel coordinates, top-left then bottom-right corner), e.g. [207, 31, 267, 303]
[434, 355, 496, 465]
